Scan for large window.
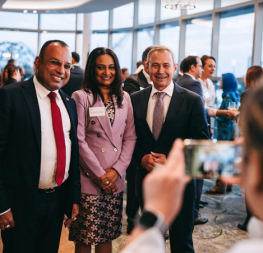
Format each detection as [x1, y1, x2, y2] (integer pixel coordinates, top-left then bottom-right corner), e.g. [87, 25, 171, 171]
[221, 0, 252, 7]
[187, 0, 214, 15]
[113, 3, 134, 28]
[40, 14, 76, 31]
[136, 28, 154, 61]
[40, 32, 76, 52]
[217, 7, 254, 77]
[90, 32, 108, 52]
[138, 0, 156, 24]
[185, 15, 212, 57]
[0, 11, 38, 29]
[112, 32, 133, 72]
[91, 11, 109, 30]
[0, 30, 37, 70]
[159, 23, 180, 62]
[160, 1, 180, 20]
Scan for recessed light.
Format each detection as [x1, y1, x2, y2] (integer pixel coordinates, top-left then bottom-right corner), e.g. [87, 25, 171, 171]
[33, 10, 37, 14]
[23, 10, 28, 13]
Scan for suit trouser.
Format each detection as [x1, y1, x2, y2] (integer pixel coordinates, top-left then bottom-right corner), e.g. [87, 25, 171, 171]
[194, 179, 204, 218]
[137, 167, 195, 253]
[2, 187, 65, 253]
[125, 159, 140, 224]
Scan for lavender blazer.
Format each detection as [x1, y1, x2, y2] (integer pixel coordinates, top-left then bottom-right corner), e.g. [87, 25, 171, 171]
[72, 90, 136, 195]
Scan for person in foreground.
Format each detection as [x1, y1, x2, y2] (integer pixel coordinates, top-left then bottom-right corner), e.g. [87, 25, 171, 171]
[0, 40, 81, 253]
[122, 86, 263, 253]
[69, 47, 136, 253]
[131, 46, 210, 253]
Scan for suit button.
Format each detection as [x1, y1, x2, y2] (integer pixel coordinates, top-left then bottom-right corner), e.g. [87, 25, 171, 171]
[97, 133, 101, 138]
[91, 121, 95, 125]
[125, 119, 127, 123]
[101, 148, 105, 153]
[114, 148, 118, 152]
[120, 133, 123, 137]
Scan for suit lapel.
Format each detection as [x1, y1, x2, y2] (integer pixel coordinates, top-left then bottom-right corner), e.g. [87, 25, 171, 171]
[21, 79, 41, 156]
[87, 92, 116, 146]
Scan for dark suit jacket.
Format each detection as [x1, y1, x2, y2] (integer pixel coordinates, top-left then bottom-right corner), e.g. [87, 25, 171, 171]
[124, 69, 151, 95]
[131, 83, 210, 200]
[62, 65, 84, 96]
[0, 78, 81, 225]
[177, 74, 203, 98]
[173, 72, 182, 82]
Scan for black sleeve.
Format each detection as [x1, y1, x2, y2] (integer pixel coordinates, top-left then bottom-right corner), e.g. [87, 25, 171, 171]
[124, 78, 140, 95]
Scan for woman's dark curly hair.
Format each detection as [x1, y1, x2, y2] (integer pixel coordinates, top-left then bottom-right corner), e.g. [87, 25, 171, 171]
[82, 47, 123, 108]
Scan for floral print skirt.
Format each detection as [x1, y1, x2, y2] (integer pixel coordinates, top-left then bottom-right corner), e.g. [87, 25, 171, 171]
[69, 192, 123, 245]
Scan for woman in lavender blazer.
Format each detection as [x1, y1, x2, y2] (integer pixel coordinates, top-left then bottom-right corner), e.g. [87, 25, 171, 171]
[69, 47, 136, 253]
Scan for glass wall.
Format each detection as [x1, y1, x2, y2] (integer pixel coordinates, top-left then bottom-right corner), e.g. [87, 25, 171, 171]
[187, 0, 214, 15]
[138, 0, 156, 24]
[160, 0, 180, 20]
[185, 15, 212, 57]
[221, 0, 252, 7]
[113, 3, 134, 28]
[0, 11, 38, 29]
[40, 14, 76, 30]
[90, 32, 108, 51]
[112, 32, 133, 71]
[91, 11, 109, 30]
[217, 6, 254, 77]
[0, 30, 37, 70]
[136, 27, 154, 61]
[159, 23, 180, 62]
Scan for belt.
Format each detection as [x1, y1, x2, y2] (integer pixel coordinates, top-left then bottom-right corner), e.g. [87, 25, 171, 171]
[38, 187, 58, 194]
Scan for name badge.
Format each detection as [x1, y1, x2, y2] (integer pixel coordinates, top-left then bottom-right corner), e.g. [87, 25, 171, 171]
[89, 107, 105, 117]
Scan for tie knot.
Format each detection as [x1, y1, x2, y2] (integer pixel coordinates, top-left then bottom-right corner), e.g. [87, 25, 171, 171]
[48, 92, 56, 102]
[155, 92, 166, 100]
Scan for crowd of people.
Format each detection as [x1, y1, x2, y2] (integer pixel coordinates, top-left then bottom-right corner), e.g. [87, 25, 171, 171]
[0, 39, 263, 253]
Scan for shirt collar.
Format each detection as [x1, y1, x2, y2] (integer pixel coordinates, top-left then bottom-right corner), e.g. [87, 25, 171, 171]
[185, 73, 196, 80]
[150, 81, 174, 98]
[33, 75, 60, 100]
[143, 69, 153, 85]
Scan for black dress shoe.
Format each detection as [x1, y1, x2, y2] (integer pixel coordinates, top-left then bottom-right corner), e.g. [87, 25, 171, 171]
[199, 203, 204, 208]
[200, 200, 208, 205]
[165, 234, 169, 240]
[238, 222, 248, 231]
[194, 214, 208, 225]
[127, 223, 134, 235]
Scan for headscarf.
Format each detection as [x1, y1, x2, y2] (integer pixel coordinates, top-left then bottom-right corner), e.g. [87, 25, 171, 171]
[222, 73, 239, 103]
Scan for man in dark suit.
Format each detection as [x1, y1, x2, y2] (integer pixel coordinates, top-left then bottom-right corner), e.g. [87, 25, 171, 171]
[173, 58, 185, 82]
[177, 56, 203, 97]
[0, 40, 81, 253]
[124, 46, 153, 94]
[131, 46, 210, 253]
[62, 51, 84, 96]
[177, 55, 209, 225]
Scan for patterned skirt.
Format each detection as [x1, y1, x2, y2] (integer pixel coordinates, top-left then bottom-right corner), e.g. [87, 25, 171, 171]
[69, 192, 123, 245]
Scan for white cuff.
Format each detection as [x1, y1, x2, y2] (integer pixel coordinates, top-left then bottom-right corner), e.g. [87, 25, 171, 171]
[0, 208, 11, 216]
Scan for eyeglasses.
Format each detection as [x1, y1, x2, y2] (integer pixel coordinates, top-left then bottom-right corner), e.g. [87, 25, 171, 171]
[40, 57, 72, 71]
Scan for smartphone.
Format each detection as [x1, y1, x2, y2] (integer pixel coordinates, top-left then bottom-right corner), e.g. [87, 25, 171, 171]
[184, 139, 242, 178]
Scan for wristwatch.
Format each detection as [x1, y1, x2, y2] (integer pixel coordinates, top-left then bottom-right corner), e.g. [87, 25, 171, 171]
[136, 210, 168, 235]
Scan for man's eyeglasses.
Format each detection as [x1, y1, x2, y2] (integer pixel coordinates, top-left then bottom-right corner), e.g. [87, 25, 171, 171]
[40, 57, 72, 71]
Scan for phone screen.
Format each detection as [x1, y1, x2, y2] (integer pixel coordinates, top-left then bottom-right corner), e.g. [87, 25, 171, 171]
[184, 139, 242, 178]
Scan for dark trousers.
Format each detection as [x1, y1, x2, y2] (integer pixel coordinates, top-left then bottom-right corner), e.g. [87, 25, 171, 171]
[194, 179, 204, 218]
[137, 167, 195, 253]
[126, 159, 140, 224]
[2, 188, 65, 253]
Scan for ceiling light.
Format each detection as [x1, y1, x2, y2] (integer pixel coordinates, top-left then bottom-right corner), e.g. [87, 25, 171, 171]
[23, 10, 28, 13]
[164, 0, 197, 10]
[33, 10, 37, 13]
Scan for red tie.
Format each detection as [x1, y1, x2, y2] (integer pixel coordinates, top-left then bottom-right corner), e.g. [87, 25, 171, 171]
[48, 92, 66, 187]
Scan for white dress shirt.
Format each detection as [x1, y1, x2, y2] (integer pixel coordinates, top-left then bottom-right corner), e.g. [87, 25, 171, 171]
[198, 78, 215, 108]
[146, 82, 174, 132]
[34, 76, 72, 189]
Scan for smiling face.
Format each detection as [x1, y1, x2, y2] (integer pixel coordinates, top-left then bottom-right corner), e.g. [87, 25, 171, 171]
[145, 50, 177, 91]
[95, 54, 116, 87]
[35, 42, 71, 91]
[202, 58, 216, 78]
